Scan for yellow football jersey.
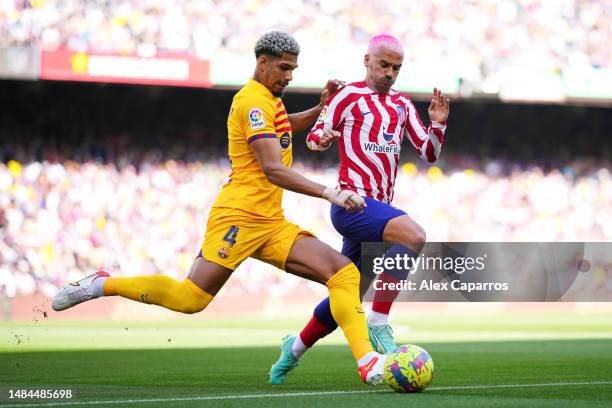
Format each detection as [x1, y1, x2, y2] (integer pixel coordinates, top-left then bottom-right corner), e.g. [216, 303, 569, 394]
[212, 79, 293, 219]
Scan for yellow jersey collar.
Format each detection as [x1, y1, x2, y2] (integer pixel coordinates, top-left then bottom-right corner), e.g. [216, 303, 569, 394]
[248, 78, 277, 100]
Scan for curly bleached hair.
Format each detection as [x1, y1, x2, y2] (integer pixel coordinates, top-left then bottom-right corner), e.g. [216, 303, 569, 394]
[254, 31, 300, 58]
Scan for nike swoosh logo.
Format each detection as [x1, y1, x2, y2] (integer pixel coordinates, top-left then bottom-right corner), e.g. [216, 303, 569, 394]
[362, 358, 377, 371]
[370, 332, 385, 353]
[358, 356, 379, 380]
[361, 111, 371, 116]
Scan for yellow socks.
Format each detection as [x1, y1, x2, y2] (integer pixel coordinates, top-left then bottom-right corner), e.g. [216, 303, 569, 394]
[103, 275, 213, 314]
[326, 263, 373, 361]
[100, 264, 369, 359]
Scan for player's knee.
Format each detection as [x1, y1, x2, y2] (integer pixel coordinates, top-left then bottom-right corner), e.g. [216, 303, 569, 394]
[331, 254, 354, 277]
[175, 279, 213, 314]
[312, 249, 348, 282]
[413, 224, 426, 246]
[398, 221, 426, 250]
[327, 258, 360, 287]
[343, 262, 361, 286]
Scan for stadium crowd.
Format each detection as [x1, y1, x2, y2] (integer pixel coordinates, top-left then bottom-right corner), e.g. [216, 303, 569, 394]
[1, 156, 610, 299]
[1, 70, 611, 301]
[1, 0, 610, 83]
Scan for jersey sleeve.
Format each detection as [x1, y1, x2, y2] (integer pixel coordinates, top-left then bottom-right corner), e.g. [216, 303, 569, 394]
[239, 96, 277, 144]
[401, 95, 446, 163]
[306, 105, 332, 151]
[306, 86, 353, 151]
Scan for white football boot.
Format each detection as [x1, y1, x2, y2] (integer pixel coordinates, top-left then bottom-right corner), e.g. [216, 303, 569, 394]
[52, 271, 110, 311]
[358, 351, 387, 385]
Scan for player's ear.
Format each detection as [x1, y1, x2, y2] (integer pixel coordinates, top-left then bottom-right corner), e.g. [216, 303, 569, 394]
[364, 54, 369, 68]
[257, 54, 268, 71]
[257, 54, 270, 72]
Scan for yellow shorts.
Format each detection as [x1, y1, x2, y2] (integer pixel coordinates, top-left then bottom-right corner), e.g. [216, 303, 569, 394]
[201, 207, 314, 271]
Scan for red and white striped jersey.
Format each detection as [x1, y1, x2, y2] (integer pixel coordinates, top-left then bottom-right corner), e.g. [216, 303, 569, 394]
[306, 81, 446, 203]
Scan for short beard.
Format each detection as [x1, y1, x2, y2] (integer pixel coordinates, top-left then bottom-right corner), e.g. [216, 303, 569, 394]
[377, 83, 391, 94]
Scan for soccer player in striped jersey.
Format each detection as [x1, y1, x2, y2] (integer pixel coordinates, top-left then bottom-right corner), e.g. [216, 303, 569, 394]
[270, 33, 450, 384]
[52, 31, 388, 386]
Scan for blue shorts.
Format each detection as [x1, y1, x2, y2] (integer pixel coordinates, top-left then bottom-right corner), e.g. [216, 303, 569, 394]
[330, 197, 406, 274]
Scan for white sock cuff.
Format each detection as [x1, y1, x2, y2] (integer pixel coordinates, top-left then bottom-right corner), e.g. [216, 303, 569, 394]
[367, 310, 389, 326]
[291, 335, 308, 359]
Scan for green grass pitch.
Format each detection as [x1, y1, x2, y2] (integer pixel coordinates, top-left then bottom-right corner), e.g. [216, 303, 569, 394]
[1, 315, 611, 407]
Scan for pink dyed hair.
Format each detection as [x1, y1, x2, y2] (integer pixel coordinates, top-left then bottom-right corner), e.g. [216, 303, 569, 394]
[367, 33, 404, 56]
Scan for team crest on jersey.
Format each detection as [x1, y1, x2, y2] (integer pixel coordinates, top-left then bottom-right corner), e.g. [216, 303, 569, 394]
[315, 106, 327, 124]
[218, 226, 239, 258]
[382, 126, 396, 143]
[279, 132, 292, 149]
[395, 105, 405, 117]
[218, 245, 231, 259]
[249, 108, 265, 130]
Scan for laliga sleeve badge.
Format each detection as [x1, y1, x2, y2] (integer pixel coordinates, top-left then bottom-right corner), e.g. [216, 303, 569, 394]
[315, 105, 327, 124]
[249, 108, 265, 130]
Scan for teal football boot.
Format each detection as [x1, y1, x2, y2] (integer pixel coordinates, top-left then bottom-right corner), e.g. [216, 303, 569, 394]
[269, 335, 300, 384]
[368, 324, 398, 354]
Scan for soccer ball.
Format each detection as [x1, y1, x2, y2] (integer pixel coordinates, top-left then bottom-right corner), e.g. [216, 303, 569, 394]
[384, 344, 434, 393]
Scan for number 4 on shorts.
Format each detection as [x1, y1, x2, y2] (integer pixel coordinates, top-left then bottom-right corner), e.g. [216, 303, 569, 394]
[223, 226, 239, 246]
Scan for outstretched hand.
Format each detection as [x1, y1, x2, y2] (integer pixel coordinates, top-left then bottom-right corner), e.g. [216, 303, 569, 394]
[428, 87, 450, 123]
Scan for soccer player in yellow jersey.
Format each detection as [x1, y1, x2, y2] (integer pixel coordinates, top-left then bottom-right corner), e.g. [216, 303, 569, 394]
[52, 31, 386, 385]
